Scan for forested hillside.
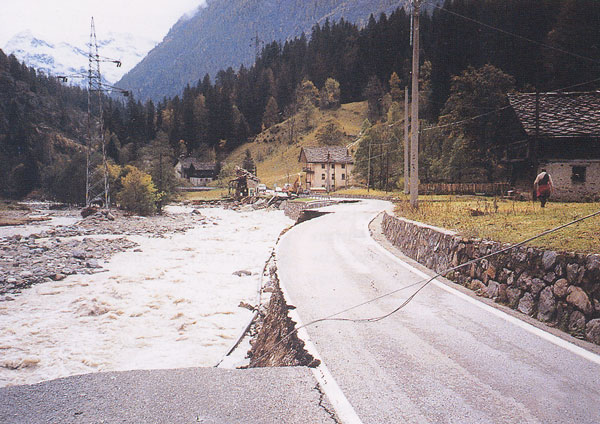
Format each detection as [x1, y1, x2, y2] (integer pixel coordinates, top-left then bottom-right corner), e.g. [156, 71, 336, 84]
[0, 49, 89, 199]
[116, 0, 415, 101]
[2, 0, 599, 200]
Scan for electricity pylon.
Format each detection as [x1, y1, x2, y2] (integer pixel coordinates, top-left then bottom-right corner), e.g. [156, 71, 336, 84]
[58, 17, 129, 208]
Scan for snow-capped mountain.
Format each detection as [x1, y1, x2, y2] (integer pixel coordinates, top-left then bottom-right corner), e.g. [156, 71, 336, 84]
[4, 30, 157, 86]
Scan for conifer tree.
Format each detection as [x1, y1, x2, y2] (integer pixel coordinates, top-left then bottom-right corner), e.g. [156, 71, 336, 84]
[262, 96, 279, 129]
[389, 72, 403, 102]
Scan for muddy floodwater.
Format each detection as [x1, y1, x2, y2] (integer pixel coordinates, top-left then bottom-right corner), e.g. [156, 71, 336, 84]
[0, 207, 292, 387]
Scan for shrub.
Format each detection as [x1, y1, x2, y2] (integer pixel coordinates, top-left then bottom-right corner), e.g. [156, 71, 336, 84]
[116, 166, 157, 215]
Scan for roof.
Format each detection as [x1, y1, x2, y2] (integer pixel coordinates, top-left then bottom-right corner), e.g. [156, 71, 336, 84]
[177, 158, 217, 171]
[508, 91, 600, 138]
[230, 166, 260, 183]
[300, 146, 353, 164]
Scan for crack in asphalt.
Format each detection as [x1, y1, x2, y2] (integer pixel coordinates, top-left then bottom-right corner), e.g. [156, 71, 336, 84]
[313, 383, 341, 424]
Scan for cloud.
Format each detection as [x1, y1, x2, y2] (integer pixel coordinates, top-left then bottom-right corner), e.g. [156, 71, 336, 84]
[1, 0, 208, 47]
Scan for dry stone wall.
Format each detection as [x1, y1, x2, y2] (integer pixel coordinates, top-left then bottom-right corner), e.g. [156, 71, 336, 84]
[381, 212, 600, 345]
[283, 200, 338, 221]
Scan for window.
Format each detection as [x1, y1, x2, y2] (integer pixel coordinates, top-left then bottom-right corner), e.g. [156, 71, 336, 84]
[341, 173, 345, 180]
[321, 163, 325, 169]
[341, 164, 345, 169]
[332, 173, 335, 179]
[572, 166, 586, 183]
[321, 173, 326, 180]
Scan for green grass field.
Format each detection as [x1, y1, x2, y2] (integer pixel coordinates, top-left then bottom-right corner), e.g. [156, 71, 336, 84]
[394, 196, 600, 253]
[180, 189, 229, 201]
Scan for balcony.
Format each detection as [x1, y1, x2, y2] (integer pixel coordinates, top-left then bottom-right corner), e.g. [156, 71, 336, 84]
[302, 167, 314, 173]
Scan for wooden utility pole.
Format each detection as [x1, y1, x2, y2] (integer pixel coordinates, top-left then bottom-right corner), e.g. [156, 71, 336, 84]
[366, 137, 372, 193]
[404, 85, 410, 194]
[410, 0, 420, 208]
[326, 151, 331, 193]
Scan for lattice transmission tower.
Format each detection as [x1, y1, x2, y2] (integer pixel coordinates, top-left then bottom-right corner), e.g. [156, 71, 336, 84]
[58, 17, 129, 207]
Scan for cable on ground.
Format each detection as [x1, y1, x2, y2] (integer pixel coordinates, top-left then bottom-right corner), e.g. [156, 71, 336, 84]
[251, 208, 600, 364]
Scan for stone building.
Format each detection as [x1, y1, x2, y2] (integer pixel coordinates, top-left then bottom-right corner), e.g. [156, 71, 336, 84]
[174, 158, 219, 187]
[506, 91, 600, 201]
[299, 146, 354, 192]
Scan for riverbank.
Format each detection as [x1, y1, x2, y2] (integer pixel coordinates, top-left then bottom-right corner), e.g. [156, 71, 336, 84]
[0, 204, 292, 387]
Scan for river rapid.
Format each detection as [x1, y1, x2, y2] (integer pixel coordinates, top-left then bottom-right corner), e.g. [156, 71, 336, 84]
[0, 206, 292, 387]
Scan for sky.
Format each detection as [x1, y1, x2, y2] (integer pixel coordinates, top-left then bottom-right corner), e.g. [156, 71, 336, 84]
[0, 0, 206, 46]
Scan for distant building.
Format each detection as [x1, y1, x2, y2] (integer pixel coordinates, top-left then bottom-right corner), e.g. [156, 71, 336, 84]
[299, 146, 354, 192]
[228, 166, 260, 199]
[174, 158, 219, 186]
[506, 91, 600, 201]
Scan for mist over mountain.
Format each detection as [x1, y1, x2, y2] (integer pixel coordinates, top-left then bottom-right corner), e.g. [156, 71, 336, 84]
[4, 30, 157, 86]
[116, 0, 418, 101]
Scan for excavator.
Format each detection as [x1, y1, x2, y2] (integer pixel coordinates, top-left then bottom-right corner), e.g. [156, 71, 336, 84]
[283, 174, 304, 196]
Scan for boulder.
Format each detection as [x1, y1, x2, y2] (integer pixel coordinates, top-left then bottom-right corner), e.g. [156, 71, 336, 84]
[518, 293, 535, 316]
[469, 279, 486, 293]
[542, 250, 558, 271]
[19, 271, 33, 279]
[497, 284, 508, 303]
[72, 249, 86, 259]
[486, 280, 500, 299]
[86, 259, 100, 269]
[585, 254, 600, 273]
[537, 287, 556, 322]
[568, 311, 586, 338]
[585, 319, 600, 345]
[566, 286, 593, 316]
[553, 279, 569, 298]
[507, 287, 522, 308]
[80, 206, 98, 218]
[517, 272, 532, 290]
[486, 264, 497, 281]
[531, 278, 546, 296]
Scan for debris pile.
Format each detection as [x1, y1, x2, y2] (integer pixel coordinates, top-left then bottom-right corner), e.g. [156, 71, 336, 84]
[228, 167, 260, 200]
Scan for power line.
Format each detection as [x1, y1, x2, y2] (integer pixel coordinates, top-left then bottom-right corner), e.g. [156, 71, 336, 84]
[250, 208, 600, 365]
[421, 106, 511, 133]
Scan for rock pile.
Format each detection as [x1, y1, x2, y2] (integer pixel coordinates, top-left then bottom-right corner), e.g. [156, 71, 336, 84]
[0, 235, 137, 299]
[0, 207, 213, 301]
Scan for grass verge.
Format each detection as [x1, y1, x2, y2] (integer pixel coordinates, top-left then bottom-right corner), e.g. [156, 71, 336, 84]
[180, 189, 229, 201]
[394, 196, 600, 253]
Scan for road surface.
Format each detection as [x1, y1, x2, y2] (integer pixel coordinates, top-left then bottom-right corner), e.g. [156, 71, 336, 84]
[277, 199, 600, 423]
[0, 367, 337, 423]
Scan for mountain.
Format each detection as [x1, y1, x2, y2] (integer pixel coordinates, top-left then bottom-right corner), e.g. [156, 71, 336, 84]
[4, 30, 157, 86]
[116, 0, 420, 102]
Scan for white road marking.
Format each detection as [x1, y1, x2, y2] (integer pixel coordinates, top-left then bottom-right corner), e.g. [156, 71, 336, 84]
[277, 230, 364, 424]
[366, 210, 600, 366]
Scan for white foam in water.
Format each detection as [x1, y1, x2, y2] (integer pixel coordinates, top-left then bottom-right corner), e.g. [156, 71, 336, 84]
[0, 207, 292, 387]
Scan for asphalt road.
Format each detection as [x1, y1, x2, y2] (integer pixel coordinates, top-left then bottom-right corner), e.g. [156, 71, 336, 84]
[0, 367, 337, 424]
[277, 199, 600, 424]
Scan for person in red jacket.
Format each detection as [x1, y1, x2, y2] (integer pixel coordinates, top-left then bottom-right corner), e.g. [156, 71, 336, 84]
[533, 169, 554, 207]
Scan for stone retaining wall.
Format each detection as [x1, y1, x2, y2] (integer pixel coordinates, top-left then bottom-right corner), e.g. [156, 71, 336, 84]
[381, 212, 600, 345]
[283, 200, 338, 221]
